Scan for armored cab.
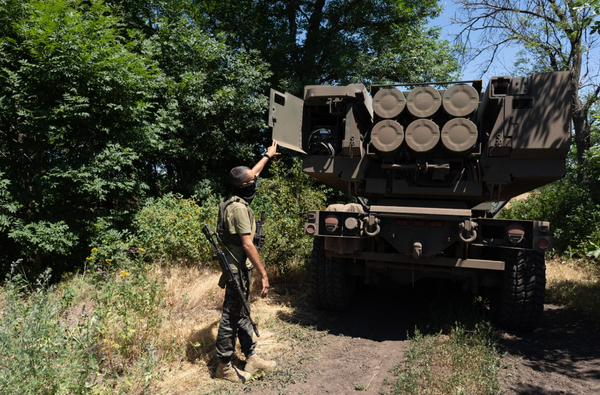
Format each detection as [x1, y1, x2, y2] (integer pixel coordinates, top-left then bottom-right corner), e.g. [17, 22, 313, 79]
[269, 71, 572, 331]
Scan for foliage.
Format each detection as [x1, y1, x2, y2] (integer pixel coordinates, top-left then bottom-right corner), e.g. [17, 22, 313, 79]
[500, 161, 600, 259]
[0, 0, 270, 274]
[144, 15, 272, 196]
[134, 193, 221, 264]
[253, 158, 328, 273]
[87, 248, 165, 386]
[0, 264, 98, 394]
[0, 171, 17, 233]
[192, 0, 461, 94]
[0, 0, 156, 272]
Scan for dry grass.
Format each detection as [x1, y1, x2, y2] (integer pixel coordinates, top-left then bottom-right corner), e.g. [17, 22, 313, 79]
[0, 261, 323, 394]
[141, 258, 600, 393]
[146, 264, 321, 394]
[546, 258, 600, 323]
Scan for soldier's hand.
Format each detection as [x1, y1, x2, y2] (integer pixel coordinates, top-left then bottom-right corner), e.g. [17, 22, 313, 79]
[260, 276, 270, 298]
[266, 140, 280, 159]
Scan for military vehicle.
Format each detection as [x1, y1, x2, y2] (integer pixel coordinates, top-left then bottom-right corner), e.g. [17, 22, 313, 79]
[268, 71, 571, 331]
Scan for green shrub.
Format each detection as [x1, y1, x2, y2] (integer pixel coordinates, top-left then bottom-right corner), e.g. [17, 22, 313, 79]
[85, 220, 133, 273]
[129, 159, 328, 273]
[0, 264, 98, 394]
[133, 193, 220, 264]
[8, 221, 79, 256]
[253, 158, 327, 273]
[500, 180, 600, 258]
[89, 249, 165, 381]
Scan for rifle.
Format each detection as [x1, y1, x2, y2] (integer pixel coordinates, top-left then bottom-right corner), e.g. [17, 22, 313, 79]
[202, 224, 260, 337]
[253, 211, 266, 251]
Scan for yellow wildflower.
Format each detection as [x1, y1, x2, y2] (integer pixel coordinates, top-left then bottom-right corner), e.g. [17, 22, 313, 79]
[91, 248, 98, 253]
[105, 259, 112, 262]
[119, 270, 130, 278]
[138, 247, 146, 252]
[86, 257, 94, 261]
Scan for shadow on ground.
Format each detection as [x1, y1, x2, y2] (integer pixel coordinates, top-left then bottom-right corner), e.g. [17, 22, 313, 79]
[270, 275, 600, 394]
[499, 304, 600, 395]
[276, 278, 473, 342]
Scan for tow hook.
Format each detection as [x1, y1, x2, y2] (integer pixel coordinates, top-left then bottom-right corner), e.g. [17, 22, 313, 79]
[458, 220, 478, 243]
[412, 242, 423, 259]
[363, 214, 381, 237]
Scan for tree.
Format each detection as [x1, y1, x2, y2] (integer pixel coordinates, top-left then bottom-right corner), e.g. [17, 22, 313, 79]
[452, 0, 600, 180]
[0, 0, 271, 272]
[92, 0, 273, 194]
[192, 0, 461, 95]
[146, 18, 271, 196]
[0, 0, 159, 271]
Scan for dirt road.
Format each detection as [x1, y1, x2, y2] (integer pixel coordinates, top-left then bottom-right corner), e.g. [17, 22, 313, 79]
[263, 281, 600, 395]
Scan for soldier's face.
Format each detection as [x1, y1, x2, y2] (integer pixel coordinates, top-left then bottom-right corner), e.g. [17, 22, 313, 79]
[242, 170, 256, 186]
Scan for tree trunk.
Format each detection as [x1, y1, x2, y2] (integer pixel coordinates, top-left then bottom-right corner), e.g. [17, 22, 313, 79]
[569, 47, 590, 183]
[572, 101, 591, 183]
[301, 0, 326, 86]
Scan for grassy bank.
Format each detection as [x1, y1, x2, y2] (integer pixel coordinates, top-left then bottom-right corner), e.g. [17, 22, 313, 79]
[0, 258, 325, 394]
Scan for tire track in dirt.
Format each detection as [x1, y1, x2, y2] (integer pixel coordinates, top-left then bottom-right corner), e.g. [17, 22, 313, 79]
[269, 282, 427, 394]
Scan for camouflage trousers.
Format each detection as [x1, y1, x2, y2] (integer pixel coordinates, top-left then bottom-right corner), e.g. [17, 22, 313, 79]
[215, 269, 256, 363]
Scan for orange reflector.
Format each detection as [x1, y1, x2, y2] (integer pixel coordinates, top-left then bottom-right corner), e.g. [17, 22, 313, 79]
[396, 219, 409, 226]
[430, 221, 443, 227]
[507, 223, 526, 244]
[508, 223, 525, 236]
[324, 215, 339, 233]
[325, 215, 339, 225]
[413, 220, 426, 226]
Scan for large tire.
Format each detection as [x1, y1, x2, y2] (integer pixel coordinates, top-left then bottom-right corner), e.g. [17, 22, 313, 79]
[310, 237, 356, 311]
[500, 249, 546, 331]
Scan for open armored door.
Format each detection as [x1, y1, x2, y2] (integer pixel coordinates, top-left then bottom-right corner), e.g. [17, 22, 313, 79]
[268, 89, 306, 154]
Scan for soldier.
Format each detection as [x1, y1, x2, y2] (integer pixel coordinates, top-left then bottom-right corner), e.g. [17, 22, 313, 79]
[214, 140, 279, 383]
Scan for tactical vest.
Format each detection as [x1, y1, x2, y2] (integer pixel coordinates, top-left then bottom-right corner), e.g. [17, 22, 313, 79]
[216, 196, 255, 290]
[217, 195, 255, 248]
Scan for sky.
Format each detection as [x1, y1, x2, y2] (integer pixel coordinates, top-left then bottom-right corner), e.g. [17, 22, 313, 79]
[429, 1, 521, 82]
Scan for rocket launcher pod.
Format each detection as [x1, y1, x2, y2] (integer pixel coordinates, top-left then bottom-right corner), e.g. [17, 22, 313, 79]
[269, 71, 572, 208]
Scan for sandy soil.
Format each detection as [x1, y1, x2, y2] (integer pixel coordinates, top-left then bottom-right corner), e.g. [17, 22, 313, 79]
[260, 281, 600, 395]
